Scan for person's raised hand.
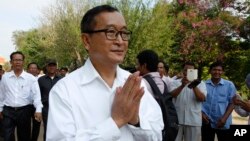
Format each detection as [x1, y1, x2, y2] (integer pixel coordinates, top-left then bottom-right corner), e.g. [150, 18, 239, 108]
[111, 71, 144, 128]
[181, 76, 189, 87]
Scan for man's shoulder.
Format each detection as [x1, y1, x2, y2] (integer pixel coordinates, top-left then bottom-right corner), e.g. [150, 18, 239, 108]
[2, 71, 12, 77]
[55, 75, 63, 80]
[59, 67, 83, 83]
[221, 78, 233, 84]
[117, 67, 131, 78]
[21, 71, 37, 81]
[38, 75, 47, 81]
[217, 78, 235, 88]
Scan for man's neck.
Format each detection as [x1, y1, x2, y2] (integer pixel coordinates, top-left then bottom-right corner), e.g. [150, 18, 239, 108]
[90, 59, 117, 88]
[211, 78, 221, 85]
[47, 73, 56, 78]
[14, 69, 23, 77]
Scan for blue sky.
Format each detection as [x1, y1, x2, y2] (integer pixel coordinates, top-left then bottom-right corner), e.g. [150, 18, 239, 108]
[0, 0, 55, 61]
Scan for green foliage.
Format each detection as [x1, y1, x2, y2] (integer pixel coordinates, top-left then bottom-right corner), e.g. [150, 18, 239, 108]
[11, 0, 250, 95]
[224, 50, 250, 87]
[109, 0, 175, 67]
[12, 29, 47, 69]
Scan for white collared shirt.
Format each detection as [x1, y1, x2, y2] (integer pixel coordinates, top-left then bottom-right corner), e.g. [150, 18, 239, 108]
[46, 58, 164, 141]
[162, 75, 173, 91]
[0, 70, 43, 112]
[169, 79, 207, 126]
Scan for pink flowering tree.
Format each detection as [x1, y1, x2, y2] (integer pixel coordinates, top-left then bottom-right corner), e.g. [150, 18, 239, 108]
[170, 0, 245, 79]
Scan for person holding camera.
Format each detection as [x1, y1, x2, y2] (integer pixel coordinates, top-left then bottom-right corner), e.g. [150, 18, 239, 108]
[169, 61, 207, 141]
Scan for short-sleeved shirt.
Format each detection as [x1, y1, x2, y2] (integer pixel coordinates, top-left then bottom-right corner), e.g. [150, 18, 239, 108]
[169, 79, 207, 126]
[143, 72, 165, 95]
[202, 78, 236, 129]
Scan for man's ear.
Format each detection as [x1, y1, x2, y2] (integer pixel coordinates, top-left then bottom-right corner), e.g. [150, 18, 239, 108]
[142, 63, 147, 70]
[81, 33, 90, 51]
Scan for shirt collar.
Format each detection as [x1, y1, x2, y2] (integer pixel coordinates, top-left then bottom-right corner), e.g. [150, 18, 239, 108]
[9, 70, 26, 79]
[79, 58, 125, 85]
[45, 74, 60, 79]
[206, 78, 225, 85]
[143, 72, 161, 78]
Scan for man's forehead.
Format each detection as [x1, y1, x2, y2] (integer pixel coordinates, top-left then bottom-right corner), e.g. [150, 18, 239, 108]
[13, 54, 23, 58]
[212, 66, 223, 70]
[94, 12, 126, 27]
[184, 65, 194, 69]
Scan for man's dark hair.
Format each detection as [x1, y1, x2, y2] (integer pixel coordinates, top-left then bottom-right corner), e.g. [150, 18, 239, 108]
[182, 61, 195, 69]
[209, 61, 224, 71]
[27, 62, 39, 69]
[158, 60, 169, 73]
[137, 50, 159, 72]
[60, 67, 68, 72]
[81, 5, 119, 33]
[10, 51, 25, 61]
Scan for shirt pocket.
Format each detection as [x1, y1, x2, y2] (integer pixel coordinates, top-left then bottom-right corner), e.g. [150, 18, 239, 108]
[218, 92, 227, 103]
[21, 84, 31, 98]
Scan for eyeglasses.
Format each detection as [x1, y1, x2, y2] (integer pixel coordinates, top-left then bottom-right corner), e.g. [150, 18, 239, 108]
[84, 28, 132, 41]
[12, 59, 23, 62]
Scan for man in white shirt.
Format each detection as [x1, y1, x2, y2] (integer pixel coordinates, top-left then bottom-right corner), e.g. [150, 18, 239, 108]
[27, 62, 42, 141]
[158, 60, 172, 91]
[169, 62, 207, 141]
[136, 50, 178, 141]
[46, 4, 163, 141]
[0, 51, 43, 141]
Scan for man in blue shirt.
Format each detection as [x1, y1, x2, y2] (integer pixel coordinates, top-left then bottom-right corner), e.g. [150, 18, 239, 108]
[202, 61, 236, 141]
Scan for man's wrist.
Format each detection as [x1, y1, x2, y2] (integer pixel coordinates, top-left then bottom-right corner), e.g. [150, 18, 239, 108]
[129, 121, 140, 127]
[128, 117, 140, 127]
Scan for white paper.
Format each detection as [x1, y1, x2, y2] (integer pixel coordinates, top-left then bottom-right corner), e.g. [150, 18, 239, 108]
[187, 69, 198, 81]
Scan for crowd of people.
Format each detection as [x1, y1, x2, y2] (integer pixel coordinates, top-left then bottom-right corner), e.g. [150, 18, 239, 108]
[0, 4, 249, 141]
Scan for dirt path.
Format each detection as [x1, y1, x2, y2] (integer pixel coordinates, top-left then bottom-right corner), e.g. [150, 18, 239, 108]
[232, 111, 248, 125]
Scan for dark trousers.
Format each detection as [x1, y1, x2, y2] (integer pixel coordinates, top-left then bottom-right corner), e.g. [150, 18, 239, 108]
[163, 126, 178, 141]
[2, 105, 32, 141]
[202, 122, 231, 141]
[163, 127, 178, 141]
[31, 106, 41, 141]
[0, 118, 3, 140]
[42, 105, 48, 141]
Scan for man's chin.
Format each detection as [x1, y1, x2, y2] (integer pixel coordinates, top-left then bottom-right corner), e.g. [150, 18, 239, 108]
[116, 59, 124, 64]
[113, 56, 124, 63]
[213, 76, 221, 79]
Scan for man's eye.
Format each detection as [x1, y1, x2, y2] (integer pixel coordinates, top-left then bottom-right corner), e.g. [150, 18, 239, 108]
[121, 31, 129, 34]
[106, 30, 116, 34]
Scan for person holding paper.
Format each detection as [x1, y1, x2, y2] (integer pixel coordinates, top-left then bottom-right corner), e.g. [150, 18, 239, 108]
[169, 61, 207, 141]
